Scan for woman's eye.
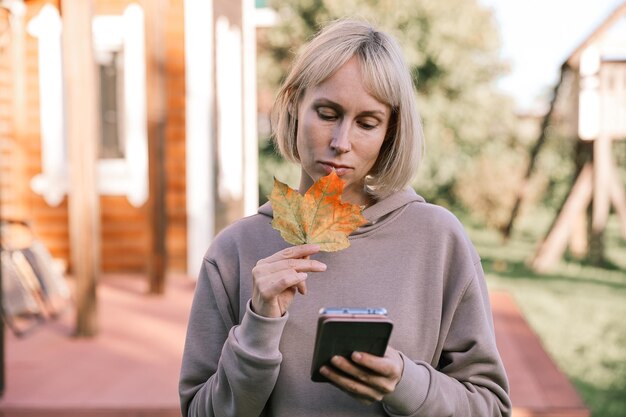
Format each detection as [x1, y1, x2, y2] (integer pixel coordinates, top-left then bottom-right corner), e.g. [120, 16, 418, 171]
[358, 120, 378, 130]
[317, 108, 337, 120]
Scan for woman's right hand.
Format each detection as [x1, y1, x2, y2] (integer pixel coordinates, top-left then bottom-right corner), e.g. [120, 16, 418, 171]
[251, 244, 326, 318]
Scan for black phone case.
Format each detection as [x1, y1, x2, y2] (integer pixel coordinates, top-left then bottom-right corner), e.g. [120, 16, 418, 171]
[310, 315, 393, 382]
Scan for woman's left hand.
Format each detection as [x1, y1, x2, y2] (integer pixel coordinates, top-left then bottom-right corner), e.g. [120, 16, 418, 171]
[319, 346, 404, 405]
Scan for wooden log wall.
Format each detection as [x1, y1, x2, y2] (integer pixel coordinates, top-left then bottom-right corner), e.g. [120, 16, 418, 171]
[0, 0, 188, 275]
[1, 1, 69, 263]
[161, 0, 187, 273]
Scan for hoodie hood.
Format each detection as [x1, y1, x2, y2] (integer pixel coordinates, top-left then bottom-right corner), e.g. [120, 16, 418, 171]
[257, 187, 425, 236]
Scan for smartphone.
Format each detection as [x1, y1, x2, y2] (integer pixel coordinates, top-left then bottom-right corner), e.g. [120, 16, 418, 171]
[310, 307, 393, 382]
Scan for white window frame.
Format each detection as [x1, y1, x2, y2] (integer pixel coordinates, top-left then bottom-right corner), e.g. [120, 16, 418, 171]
[27, 4, 67, 206]
[29, 3, 148, 207]
[185, 0, 215, 277]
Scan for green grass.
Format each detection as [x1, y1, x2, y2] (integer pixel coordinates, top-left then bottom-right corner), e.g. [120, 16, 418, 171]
[466, 211, 626, 417]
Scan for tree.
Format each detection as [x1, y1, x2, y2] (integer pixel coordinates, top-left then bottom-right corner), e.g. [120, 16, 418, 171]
[258, 0, 520, 223]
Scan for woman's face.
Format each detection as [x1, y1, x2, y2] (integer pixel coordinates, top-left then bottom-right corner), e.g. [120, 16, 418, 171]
[296, 57, 391, 206]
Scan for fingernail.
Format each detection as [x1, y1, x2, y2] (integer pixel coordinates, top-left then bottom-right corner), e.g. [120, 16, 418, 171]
[320, 366, 329, 375]
[353, 352, 362, 361]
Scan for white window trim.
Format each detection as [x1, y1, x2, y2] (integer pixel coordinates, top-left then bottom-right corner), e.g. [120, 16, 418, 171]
[29, 3, 148, 207]
[184, 0, 215, 277]
[28, 4, 67, 206]
[243, 0, 259, 217]
[216, 16, 244, 202]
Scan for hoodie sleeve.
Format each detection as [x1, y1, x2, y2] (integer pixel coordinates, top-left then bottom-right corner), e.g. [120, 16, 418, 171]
[179, 257, 288, 417]
[382, 260, 511, 417]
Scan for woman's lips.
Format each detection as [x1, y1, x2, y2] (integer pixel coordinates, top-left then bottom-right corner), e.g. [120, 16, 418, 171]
[320, 162, 351, 176]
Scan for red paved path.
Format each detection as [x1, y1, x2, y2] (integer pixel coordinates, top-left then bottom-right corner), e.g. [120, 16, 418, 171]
[0, 275, 589, 416]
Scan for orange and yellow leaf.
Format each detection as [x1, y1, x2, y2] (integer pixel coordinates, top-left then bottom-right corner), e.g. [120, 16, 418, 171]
[269, 172, 367, 251]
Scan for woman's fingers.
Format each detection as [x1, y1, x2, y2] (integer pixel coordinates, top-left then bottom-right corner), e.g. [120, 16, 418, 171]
[328, 355, 396, 395]
[255, 270, 309, 299]
[319, 363, 383, 403]
[296, 279, 307, 295]
[257, 244, 321, 265]
[319, 348, 404, 403]
[251, 244, 325, 317]
[254, 256, 327, 276]
[252, 244, 326, 293]
[252, 270, 308, 317]
[351, 349, 403, 380]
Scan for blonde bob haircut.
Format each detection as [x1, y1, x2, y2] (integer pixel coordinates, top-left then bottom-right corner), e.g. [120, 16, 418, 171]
[271, 19, 424, 200]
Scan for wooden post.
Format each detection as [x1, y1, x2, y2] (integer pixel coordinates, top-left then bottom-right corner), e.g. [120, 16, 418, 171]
[588, 63, 614, 265]
[609, 170, 626, 239]
[531, 164, 593, 272]
[568, 210, 588, 259]
[589, 134, 612, 265]
[61, 0, 100, 336]
[568, 141, 593, 258]
[143, 0, 167, 294]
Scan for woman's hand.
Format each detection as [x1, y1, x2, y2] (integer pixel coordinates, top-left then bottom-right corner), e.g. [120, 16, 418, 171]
[251, 244, 326, 318]
[319, 346, 404, 405]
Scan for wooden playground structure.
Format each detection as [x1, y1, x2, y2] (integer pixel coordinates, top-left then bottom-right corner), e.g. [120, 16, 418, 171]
[505, 2, 626, 271]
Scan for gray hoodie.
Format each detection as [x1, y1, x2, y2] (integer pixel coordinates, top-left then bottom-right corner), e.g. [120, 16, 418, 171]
[179, 188, 511, 416]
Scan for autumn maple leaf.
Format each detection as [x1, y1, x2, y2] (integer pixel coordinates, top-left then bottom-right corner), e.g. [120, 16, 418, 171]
[269, 171, 367, 252]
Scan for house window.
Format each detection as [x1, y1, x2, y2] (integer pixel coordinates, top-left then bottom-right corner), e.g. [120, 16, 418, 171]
[29, 4, 148, 207]
[93, 5, 148, 207]
[98, 50, 125, 159]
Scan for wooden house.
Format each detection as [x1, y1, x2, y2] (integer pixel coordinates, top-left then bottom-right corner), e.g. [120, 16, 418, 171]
[0, 0, 259, 283]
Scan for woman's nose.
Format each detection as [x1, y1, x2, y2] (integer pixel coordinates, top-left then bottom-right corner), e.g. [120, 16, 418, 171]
[330, 121, 351, 153]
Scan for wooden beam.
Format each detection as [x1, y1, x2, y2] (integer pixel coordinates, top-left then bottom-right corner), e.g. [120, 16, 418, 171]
[568, 210, 588, 259]
[609, 168, 626, 240]
[566, 2, 626, 69]
[531, 164, 593, 272]
[589, 135, 612, 264]
[143, 0, 167, 294]
[61, 0, 100, 336]
[588, 62, 614, 266]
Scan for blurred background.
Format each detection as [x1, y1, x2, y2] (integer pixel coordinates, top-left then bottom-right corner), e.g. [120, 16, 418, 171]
[0, 0, 624, 416]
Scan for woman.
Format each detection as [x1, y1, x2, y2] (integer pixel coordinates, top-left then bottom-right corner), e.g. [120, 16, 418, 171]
[179, 19, 511, 417]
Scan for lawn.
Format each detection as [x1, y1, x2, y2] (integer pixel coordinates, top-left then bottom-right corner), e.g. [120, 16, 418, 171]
[466, 210, 626, 417]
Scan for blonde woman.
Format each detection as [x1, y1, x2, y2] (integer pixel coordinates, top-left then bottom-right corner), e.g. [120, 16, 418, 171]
[180, 19, 511, 417]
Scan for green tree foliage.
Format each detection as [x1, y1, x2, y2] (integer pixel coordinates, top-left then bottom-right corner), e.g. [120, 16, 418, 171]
[258, 0, 523, 225]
